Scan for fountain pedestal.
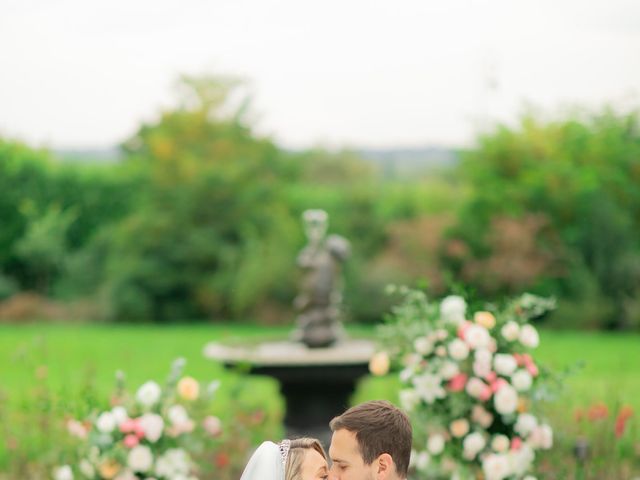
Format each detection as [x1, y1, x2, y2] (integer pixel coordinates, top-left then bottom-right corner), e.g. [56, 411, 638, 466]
[205, 339, 374, 447]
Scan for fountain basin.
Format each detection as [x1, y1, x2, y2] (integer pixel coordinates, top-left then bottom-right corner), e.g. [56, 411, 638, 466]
[204, 339, 375, 447]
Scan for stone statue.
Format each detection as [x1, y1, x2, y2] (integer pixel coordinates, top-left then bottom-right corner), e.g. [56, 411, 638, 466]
[292, 210, 350, 348]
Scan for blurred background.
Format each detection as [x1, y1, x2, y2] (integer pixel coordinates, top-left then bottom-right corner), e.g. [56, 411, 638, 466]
[1, 0, 639, 478]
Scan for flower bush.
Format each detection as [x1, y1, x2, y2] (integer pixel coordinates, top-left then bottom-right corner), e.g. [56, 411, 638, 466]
[54, 359, 224, 480]
[378, 287, 557, 480]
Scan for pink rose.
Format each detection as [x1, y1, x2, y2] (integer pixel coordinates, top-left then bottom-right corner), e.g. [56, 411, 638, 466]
[457, 321, 472, 339]
[485, 372, 497, 383]
[66, 419, 88, 439]
[203, 416, 222, 437]
[448, 373, 468, 392]
[490, 378, 509, 393]
[511, 436, 522, 451]
[123, 434, 139, 448]
[526, 362, 539, 377]
[119, 419, 138, 434]
[479, 385, 493, 402]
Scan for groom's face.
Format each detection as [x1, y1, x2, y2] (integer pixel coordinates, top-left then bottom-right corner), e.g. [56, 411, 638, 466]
[328, 429, 376, 480]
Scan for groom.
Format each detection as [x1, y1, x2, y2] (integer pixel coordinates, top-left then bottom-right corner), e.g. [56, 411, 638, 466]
[328, 400, 412, 480]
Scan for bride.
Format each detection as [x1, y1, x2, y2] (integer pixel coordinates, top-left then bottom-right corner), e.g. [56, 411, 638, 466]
[240, 437, 329, 480]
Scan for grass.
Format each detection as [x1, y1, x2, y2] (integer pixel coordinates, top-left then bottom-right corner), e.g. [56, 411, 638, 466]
[2, 323, 639, 413]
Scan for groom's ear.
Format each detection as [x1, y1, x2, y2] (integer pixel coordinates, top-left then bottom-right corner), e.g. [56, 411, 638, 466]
[375, 453, 394, 479]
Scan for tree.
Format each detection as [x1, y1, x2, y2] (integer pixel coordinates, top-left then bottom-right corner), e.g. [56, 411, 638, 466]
[106, 74, 299, 321]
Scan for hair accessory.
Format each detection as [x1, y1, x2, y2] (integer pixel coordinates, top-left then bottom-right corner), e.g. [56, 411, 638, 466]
[278, 439, 291, 467]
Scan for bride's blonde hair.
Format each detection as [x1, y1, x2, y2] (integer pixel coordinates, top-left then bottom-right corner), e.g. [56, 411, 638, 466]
[285, 438, 327, 480]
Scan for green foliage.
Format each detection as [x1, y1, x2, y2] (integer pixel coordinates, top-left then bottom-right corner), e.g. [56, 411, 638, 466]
[446, 109, 640, 328]
[0, 139, 143, 296]
[13, 203, 76, 294]
[4, 82, 638, 330]
[106, 75, 299, 321]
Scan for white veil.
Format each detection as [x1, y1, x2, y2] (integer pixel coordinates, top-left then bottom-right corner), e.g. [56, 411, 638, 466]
[239, 440, 289, 480]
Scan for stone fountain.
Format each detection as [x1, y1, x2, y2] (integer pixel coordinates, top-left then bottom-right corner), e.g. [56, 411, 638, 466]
[204, 210, 375, 446]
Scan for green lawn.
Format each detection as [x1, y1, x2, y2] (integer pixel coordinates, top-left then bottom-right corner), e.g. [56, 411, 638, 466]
[1, 324, 639, 413]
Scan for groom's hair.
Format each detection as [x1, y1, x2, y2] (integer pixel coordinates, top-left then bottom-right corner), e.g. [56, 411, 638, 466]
[330, 400, 412, 477]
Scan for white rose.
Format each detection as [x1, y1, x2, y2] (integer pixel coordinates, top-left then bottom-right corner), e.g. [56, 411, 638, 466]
[464, 325, 491, 349]
[473, 359, 492, 378]
[136, 381, 162, 408]
[475, 348, 493, 364]
[79, 460, 94, 478]
[154, 455, 173, 478]
[448, 339, 469, 361]
[400, 367, 414, 383]
[439, 361, 459, 380]
[494, 385, 518, 415]
[168, 405, 190, 426]
[399, 389, 421, 411]
[427, 434, 446, 455]
[114, 470, 138, 480]
[402, 353, 422, 368]
[482, 453, 511, 480]
[440, 295, 467, 324]
[111, 406, 129, 426]
[501, 321, 520, 342]
[472, 405, 494, 428]
[412, 373, 446, 404]
[491, 435, 510, 453]
[474, 349, 493, 377]
[410, 450, 431, 471]
[161, 449, 189, 474]
[540, 424, 553, 449]
[96, 412, 116, 433]
[514, 413, 538, 437]
[463, 432, 486, 458]
[523, 476, 537, 480]
[509, 444, 535, 476]
[414, 337, 434, 355]
[519, 324, 540, 348]
[53, 465, 73, 480]
[435, 329, 449, 341]
[139, 413, 164, 443]
[494, 354, 518, 376]
[530, 424, 553, 449]
[512, 370, 533, 392]
[466, 377, 487, 398]
[128, 445, 153, 472]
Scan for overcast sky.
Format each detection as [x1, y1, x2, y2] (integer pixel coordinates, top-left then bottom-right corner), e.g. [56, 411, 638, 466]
[1, 0, 639, 149]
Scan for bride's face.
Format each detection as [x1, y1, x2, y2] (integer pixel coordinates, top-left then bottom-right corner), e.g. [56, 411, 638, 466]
[301, 448, 329, 480]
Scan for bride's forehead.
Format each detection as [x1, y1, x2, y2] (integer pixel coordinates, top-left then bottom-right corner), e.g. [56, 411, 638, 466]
[304, 448, 328, 466]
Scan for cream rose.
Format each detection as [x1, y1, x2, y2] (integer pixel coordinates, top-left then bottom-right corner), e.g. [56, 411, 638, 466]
[501, 321, 520, 342]
[494, 385, 518, 415]
[448, 339, 470, 361]
[177, 377, 200, 401]
[127, 445, 153, 472]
